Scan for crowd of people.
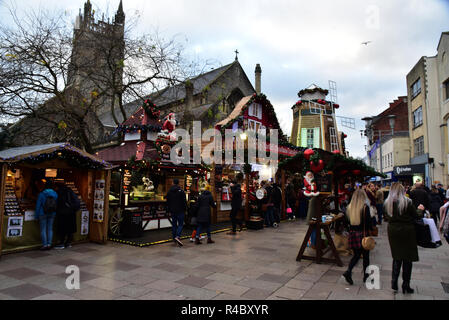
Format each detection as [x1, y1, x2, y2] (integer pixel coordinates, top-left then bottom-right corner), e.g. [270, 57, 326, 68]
[338, 179, 448, 294]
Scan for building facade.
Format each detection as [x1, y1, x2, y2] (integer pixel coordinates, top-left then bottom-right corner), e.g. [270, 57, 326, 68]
[362, 96, 411, 185]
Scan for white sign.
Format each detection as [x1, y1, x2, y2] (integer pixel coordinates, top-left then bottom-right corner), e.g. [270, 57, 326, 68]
[24, 210, 36, 221]
[81, 210, 89, 235]
[256, 188, 265, 200]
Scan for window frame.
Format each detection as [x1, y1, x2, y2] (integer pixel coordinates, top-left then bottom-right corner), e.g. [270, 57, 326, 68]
[413, 136, 424, 157]
[411, 78, 421, 99]
[412, 106, 423, 129]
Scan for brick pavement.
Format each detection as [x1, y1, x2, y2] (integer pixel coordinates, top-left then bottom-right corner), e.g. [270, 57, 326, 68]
[0, 220, 448, 300]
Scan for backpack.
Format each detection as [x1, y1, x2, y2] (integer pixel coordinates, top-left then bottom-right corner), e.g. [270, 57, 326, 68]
[43, 195, 57, 214]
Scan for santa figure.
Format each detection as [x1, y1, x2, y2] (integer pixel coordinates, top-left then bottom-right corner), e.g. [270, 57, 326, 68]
[160, 112, 177, 141]
[303, 171, 320, 197]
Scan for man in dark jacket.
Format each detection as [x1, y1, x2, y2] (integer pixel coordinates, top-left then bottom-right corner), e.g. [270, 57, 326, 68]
[195, 186, 217, 244]
[166, 179, 187, 246]
[54, 182, 80, 249]
[409, 181, 430, 211]
[228, 173, 243, 235]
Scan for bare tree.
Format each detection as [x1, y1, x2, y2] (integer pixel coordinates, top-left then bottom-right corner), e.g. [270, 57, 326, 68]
[0, 3, 210, 152]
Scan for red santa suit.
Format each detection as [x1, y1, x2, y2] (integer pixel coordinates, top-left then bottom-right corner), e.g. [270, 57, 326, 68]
[303, 171, 320, 197]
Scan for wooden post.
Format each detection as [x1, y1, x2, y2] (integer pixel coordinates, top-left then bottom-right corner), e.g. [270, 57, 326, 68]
[211, 163, 217, 224]
[281, 170, 286, 220]
[0, 163, 7, 257]
[244, 172, 250, 222]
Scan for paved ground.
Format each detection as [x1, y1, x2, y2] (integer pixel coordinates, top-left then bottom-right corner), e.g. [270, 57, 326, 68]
[0, 220, 448, 300]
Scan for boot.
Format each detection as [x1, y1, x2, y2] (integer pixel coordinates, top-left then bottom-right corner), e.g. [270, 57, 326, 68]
[195, 237, 202, 245]
[391, 260, 402, 292]
[207, 238, 215, 244]
[402, 261, 414, 294]
[342, 271, 354, 285]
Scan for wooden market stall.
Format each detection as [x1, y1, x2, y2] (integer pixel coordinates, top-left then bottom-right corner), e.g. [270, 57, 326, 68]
[0, 143, 112, 256]
[278, 148, 384, 266]
[97, 99, 209, 238]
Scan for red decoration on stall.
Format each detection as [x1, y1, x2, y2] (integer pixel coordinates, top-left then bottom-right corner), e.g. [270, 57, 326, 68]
[304, 149, 315, 160]
[310, 160, 324, 173]
[340, 169, 348, 175]
[343, 134, 347, 138]
[333, 104, 340, 109]
[332, 150, 340, 154]
[352, 169, 361, 175]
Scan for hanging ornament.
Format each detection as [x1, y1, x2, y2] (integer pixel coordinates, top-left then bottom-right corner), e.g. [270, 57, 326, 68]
[332, 150, 340, 154]
[352, 169, 361, 175]
[304, 149, 315, 161]
[333, 104, 340, 109]
[310, 160, 324, 173]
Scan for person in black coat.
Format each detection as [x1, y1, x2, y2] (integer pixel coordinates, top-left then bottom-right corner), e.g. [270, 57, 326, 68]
[271, 183, 282, 225]
[54, 182, 80, 249]
[429, 186, 443, 226]
[228, 173, 244, 235]
[195, 186, 217, 244]
[166, 179, 187, 246]
[409, 181, 430, 211]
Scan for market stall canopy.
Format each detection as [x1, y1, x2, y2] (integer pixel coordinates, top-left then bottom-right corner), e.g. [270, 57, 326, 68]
[278, 148, 385, 179]
[0, 143, 112, 170]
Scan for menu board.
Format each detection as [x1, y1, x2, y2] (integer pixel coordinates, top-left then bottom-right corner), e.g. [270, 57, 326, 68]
[315, 174, 332, 193]
[93, 179, 105, 222]
[7, 216, 23, 238]
[81, 210, 89, 235]
[123, 170, 131, 195]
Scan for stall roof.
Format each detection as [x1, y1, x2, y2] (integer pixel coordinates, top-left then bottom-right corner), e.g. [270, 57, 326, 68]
[279, 148, 385, 178]
[97, 141, 160, 163]
[0, 143, 112, 169]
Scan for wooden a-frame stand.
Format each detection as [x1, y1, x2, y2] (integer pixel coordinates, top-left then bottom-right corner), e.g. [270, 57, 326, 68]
[296, 194, 343, 267]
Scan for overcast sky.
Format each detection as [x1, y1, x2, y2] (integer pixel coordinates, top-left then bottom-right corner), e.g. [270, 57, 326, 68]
[1, 0, 448, 158]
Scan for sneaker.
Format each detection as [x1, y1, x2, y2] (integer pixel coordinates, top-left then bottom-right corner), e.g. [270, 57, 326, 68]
[174, 237, 183, 246]
[54, 244, 65, 250]
[65, 244, 72, 248]
[200, 235, 206, 240]
[189, 238, 194, 242]
[195, 238, 202, 245]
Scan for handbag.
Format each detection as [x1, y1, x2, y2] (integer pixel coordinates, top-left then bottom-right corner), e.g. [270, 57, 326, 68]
[415, 218, 434, 248]
[362, 206, 376, 251]
[286, 207, 292, 214]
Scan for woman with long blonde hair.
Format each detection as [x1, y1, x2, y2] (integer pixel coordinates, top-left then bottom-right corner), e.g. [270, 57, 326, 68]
[384, 182, 424, 294]
[342, 188, 373, 285]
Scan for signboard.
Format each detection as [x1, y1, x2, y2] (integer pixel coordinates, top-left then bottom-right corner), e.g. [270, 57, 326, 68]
[393, 164, 425, 176]
[315, 174, 332, 192]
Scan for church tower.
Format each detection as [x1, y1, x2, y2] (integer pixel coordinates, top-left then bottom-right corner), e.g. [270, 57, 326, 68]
[68, 0, 125, 113]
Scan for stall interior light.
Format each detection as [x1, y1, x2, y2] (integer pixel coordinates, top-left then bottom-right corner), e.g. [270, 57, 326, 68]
[240, 132, 247, 140]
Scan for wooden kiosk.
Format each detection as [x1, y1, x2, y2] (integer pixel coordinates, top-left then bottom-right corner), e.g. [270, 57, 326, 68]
[0, 143, 112, 256]
[278, 148, 384, 266]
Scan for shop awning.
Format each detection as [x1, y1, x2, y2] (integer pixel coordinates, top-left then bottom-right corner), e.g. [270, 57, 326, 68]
[0, 143, 112, 169]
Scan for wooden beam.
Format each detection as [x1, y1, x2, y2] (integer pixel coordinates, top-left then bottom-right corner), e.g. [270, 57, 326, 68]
[0, 164, 7, 257]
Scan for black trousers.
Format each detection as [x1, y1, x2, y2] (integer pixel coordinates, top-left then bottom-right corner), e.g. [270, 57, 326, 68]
[230, 207, 242, 232]
[347, 248, 370, 274]
[392, 260, 413, 284]
[59, 232, 73, 246]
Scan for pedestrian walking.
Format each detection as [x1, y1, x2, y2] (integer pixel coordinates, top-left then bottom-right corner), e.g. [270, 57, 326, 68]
[262, 180, 275, 227]
[342, 189, 373, 285]
[54, 182, 80, 249]
[429, 186, 443, 226]
[166, 179, 187, 246]
[195, 185, 217, 244]
[271, 182, 282, 226]
[286, 180, 297, 220]
[227, 173, 244, 235]
[375, 183, 384, 225]
[384, 182, 424, 294]
[35, 179, 58, 250]
[365, 183, 378, 225]
[409, 180, 430, 211]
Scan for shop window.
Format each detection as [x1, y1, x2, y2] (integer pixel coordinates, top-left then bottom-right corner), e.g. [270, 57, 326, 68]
[411, 78, 421, 99]
[301, 127, 320, 148]
[414, 136, 424, 157]
[413, 106, 423, 128]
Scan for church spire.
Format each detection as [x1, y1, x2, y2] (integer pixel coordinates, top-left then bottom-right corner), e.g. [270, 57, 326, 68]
[115, 0, 125, 24]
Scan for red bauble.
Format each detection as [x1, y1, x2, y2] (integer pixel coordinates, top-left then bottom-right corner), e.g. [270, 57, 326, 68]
[332, 150, 340, 154]
[352, 169, 361, 175]
[334, 104, 340, 109]
[343, 134, 347, 138]
[310, 160, 324, 173]
[304, 149, 315, 160]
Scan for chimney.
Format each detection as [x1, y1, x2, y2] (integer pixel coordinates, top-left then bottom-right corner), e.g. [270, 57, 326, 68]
[255, 64, 262, 94]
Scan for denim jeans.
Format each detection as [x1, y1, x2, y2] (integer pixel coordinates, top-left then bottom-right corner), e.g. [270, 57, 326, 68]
[264, 206, 274, 226]
[171, 212, 184, 239]
[196, 222, 211, 239]
[39, 213, 56, 247]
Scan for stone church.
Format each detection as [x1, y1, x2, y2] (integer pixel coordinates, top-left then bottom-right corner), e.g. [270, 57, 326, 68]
[2, 0, 258, 152]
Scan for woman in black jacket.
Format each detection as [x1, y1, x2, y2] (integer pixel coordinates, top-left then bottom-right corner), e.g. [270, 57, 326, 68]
[429, 186, 443, 226]
[342, 188, 373, 285]
[195, 186, 217, 244]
